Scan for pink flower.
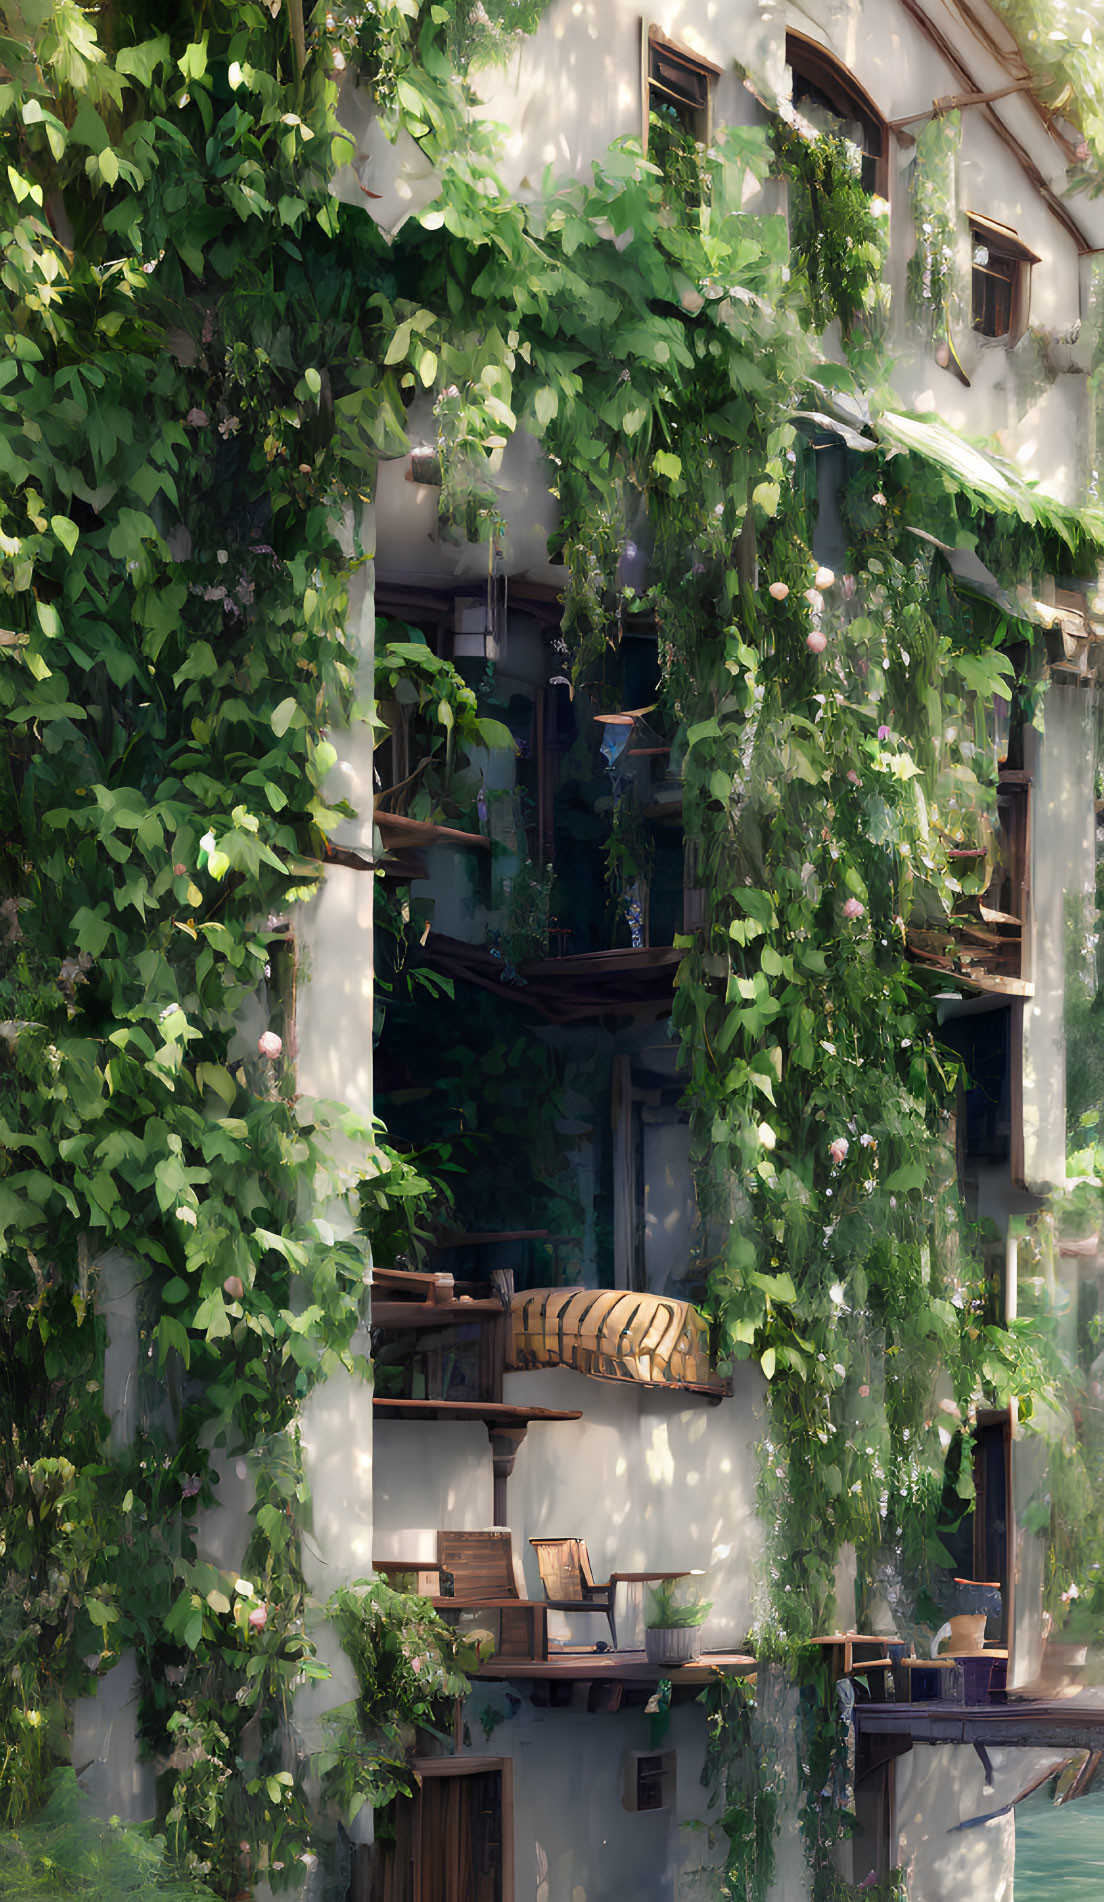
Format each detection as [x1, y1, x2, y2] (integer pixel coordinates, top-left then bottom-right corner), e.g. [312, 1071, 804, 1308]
[842, 897, 864, 919]
[814, 565, 835, 589]
[185, 407, 208, 428]
[829, 1137, 849, 1165]
[847, 770, 860, 785]
[858, 1384, 870, 1398]
[768, 581, 789, 601]
[806, 629, 827, 654]
[258, 1031, 282, 1059]
[223, 1274, 244, 1301]
[877, 724, 891, 740]
[248, 1603, 268, 1631]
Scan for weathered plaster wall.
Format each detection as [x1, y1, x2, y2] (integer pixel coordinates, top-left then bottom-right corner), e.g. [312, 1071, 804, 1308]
[504, 1365, 764, 1647]
[292, 520, 378, 1853]
[372, 1420, 494, 1554]
[1022, 683, 1096, 1194]
[894, 1742, 1070, 1900]
[456, 1694, 722, 1902]
[473, 0, 1089, 497]
[71, 1250, 157, 1821]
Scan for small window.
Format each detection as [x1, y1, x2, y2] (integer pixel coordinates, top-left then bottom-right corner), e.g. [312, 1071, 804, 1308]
[969, 215, 1038, 343]
[622, 1748, 677, 1812]
[785, 31, 888, 196]
[643, 25, 719, 152]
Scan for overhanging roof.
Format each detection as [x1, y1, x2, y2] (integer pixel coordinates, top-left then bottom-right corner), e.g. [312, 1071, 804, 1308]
[792, 400, 1104, 554]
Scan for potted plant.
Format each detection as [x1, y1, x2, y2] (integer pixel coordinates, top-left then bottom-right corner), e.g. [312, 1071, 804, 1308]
[644, 1576, 712, 1665]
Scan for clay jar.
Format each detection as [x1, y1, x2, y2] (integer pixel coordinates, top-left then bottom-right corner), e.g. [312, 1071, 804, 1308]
[930, 1613, 987, 1657]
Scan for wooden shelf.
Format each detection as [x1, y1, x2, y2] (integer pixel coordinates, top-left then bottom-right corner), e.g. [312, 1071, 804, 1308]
[475, 1648, 756, 1685]
[374, 809, 490, 852]
[372, 1299, 504, 1328]
[857, 1700, 1104, 1748]
[423, 934, 684, 1025]
[372, 1398, 582, 1428]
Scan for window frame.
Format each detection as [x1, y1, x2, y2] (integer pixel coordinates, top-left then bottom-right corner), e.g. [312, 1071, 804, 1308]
[785, 30, 889, 198]
[641, 23, 721, 155]
[968, 212, 1039, 345]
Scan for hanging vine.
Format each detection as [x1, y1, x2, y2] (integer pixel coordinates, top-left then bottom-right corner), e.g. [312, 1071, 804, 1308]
[0, 3, 1102, 1896]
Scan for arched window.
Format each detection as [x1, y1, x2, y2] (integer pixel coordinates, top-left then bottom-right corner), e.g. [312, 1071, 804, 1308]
[785, 31, 888, 196]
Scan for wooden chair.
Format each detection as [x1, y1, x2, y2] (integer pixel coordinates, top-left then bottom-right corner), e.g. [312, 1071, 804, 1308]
[529, 1538, 617, 1649]
[434, 1529, 548, 1662]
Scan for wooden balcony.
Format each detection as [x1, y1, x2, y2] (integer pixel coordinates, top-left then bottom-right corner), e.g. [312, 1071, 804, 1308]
[422, 933, 684, 1025]
[908, 771, 1032, 997]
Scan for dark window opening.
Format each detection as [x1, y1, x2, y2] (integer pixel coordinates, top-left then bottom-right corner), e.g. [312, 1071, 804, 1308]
[644, 26, 719, 150]
[636, 1754, 668, 1811]
[622, 1748, 676, 1811]
[972, 242, 1017, 338]
[786, 31, 887, 196]
[969, 216, 1038, 343]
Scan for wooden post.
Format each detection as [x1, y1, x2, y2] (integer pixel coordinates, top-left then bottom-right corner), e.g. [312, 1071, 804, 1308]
[488, 1424, 528, 1526]
[612, 1054, 637, 1290]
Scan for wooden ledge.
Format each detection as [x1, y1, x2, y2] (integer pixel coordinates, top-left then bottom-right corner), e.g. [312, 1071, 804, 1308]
[374, 809, 490, 851]
[372, 1398, 582, 1427]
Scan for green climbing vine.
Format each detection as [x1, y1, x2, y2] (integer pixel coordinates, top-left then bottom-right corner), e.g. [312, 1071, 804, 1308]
[1, 2, 1103, 1897]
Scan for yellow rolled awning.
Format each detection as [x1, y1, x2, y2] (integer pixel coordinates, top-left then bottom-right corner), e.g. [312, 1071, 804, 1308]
[508, 1286, 721, 1392]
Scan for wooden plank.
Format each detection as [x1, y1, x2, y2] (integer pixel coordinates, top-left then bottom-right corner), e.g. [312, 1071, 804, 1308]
[474, 1649, 757, 1683]
[439, 1230, 550, 1245]
[371, 1300, 504, 1329]
[856, 1701, 1104, 1748]
[373, 1398, 582, 1424]
[373, 1266, 455, 1297]
[375, 809, 490, 851]
[612, 1054, 637, 1292]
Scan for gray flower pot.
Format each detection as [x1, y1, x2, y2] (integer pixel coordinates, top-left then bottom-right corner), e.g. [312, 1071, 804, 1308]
[644, 1625, 703, 1666]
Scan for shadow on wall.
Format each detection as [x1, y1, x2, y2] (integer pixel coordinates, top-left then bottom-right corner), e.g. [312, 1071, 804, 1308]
[504, 1364, 764, 1645]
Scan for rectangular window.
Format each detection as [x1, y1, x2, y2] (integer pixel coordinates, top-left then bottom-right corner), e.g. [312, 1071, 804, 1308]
[642, 25, 720, 152]
[622, 1747, 677, 1811]
[968, 215, 1039, 343]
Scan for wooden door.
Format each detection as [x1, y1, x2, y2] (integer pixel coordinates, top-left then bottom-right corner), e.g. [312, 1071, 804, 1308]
[376, 1762, 512, 1902]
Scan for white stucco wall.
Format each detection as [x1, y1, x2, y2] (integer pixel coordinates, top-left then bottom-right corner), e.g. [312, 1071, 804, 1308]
[1022, 684, 1096, 1194]
[895, 1743, 1070, 1902]
[370, 1368, 763, 1645]
[505, 1366, 764, 1647]
[472, 0, 1091, 498]
[456, 1694, 722, 1902]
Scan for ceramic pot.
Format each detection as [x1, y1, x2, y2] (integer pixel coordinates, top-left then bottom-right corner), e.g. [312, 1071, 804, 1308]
[931, 1613, 986, 1657]
[645, 1625, 703, 1666]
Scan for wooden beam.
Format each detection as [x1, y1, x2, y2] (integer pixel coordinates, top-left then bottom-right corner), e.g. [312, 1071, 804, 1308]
[889, 77, 1037, 131]
[857, 1701, 1104, 1748]
[895, 0, 1090, 251]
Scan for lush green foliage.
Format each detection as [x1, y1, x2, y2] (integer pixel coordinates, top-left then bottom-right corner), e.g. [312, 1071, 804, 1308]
[1, 0, 1102, 1895]
[906, 112, 961, 346]
[697, 1674, 780, 1902]
[0, 1769, 218, 1902]
[375, 621, 514, 819]
[773, 121, 889, 347]
[990, 1, 1104, 184]
[321, 1580, 473, 1815]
